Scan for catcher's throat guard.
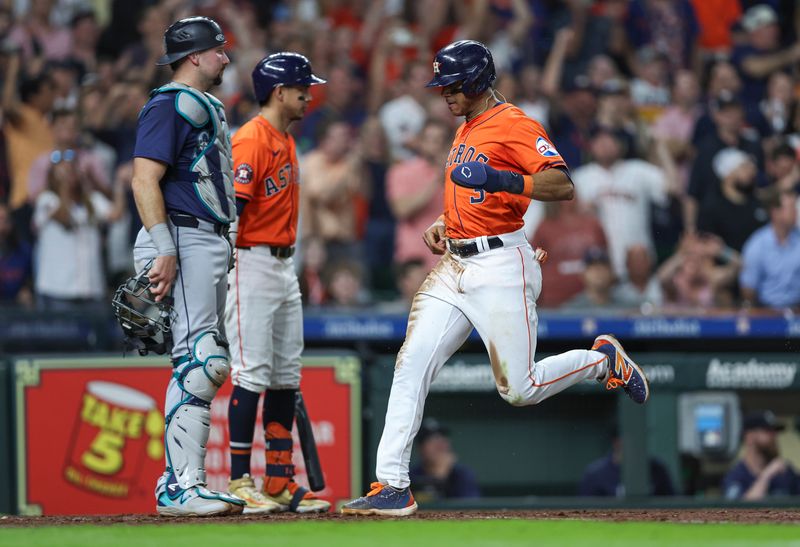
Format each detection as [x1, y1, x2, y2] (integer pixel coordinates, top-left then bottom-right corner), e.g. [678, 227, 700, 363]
[112, 263, 175, 355]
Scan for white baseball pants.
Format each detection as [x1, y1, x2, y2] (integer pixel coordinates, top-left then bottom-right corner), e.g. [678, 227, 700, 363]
[376, 228, 609, 489]
[225, 246, 303, 392]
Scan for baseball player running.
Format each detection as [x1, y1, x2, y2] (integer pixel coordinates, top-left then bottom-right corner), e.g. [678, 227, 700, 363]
[225, 53, 330, 514]
[342, 40, 650, 516]
[131, 17, 245, 516]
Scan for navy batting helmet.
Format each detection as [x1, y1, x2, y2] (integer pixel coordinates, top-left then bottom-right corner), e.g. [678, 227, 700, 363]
[252, 52, 326, 103]
[156, 16, 226, 66]
[426, 40, 496, 96]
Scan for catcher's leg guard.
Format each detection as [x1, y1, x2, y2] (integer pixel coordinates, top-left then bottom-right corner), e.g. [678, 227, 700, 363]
[263, 422, 330, 513]
[157, 332, 244, 516]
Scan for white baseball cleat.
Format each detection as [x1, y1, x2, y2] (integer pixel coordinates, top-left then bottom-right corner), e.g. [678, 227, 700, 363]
[156, 474, 245, 517]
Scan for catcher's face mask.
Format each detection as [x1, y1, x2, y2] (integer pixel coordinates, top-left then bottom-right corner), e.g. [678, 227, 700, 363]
[112, 263, 175, 356]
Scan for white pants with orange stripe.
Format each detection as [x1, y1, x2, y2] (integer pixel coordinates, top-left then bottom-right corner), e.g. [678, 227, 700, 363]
[225, 246, 303, 392]
[375, 228, 608, 489]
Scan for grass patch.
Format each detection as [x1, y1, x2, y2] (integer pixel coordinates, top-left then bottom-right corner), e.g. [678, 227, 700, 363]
[1, 519, 799, 547]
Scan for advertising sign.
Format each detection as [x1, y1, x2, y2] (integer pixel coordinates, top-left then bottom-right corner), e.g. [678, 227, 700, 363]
[14, 354, 360, 515]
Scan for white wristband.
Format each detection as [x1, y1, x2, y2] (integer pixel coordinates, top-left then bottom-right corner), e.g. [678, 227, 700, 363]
[148, 222, 176, 256]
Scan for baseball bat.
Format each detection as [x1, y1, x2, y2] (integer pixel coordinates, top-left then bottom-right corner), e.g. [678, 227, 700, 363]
[295, 391, 325, 492]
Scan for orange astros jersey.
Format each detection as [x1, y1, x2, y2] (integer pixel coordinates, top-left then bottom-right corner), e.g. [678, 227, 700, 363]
[443, 102, 566, 239]
[232, 116, 299, 247]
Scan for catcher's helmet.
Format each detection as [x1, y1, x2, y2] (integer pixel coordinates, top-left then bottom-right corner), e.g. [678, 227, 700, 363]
[156, 16, 226, 66]
[111, 263, 175, 356]
[252, 52, 326, 103]
[426, 40, 496, 96]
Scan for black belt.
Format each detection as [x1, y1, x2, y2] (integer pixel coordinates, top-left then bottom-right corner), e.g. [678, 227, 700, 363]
[448, 236, 503, 258]
[169, 214, 229, 237]
[237, 245, 295, 259]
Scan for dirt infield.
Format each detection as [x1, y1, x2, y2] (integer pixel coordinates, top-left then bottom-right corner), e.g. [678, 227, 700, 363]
[2, 509, 800, 527]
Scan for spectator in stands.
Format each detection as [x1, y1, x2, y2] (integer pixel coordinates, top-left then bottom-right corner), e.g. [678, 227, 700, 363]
[0, 202, 32, 307]
[6, 0, 71, 68]
[595, 78, 639, 158]
[615, 244, 663, 313]
[754, 71, 794, 138]
[297, 63, 366, 152]
[322, 259, 370, 309]
[651, 70, 702, 192]
[563, 247, 627, 311]
[657, 232, 741, 311]
[395, 258, 427, 308]
[628, 46, 671, 125]
[387, 119, 448, 274]
[82, 79, 148, 170]
[27, 108, 110, 204]
[301, 120, 365, 263]
[767, 143, 800, 227]
[698, 148, 768, 251]
[542, 28, 597, 168]
[579, 427, 676, 497]
[730, 4, 800, 114]
[409, 418, 480, 503]
[556, 0, 628, 84]
[3, 67, 55, 212]
[377, 60, 430, 162]
[516, 64, 550, 128]
[572, 127, 676, 277]
[114, 5, 171, 89]
[740, 186, 800, 310]
[358, 117, 395, 294]
[531, 199, 608, 309]
[686, 91, 762, 233]
[689, 0, 742, 61]
[32, 150, 125, 310]
[622, 0, 699, 73]
[472, 0, 533, 74]
[67, 9, 101, 76]
[378, 258, 429, 314]
[692, 61, 743, 145]
[767, 141, 800, 192]
[722, 410, 800, 500]
[46, 59, 81, 111]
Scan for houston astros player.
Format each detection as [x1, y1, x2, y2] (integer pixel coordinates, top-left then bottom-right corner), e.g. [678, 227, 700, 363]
[225, 53, 330, 514]
[130, 16, 244, 517]
[342, 40, 650, 516]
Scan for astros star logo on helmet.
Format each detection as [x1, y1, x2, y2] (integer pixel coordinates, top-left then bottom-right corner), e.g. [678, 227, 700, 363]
[433, 61, 440, 74]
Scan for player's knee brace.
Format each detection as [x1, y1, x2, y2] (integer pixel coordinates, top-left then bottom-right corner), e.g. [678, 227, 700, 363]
[174, 332, 231, 403]
[165, 332, 231, 488]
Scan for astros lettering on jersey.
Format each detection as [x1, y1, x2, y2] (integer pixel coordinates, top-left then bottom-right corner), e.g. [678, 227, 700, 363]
[443, 103, 565, 239]
[232, 116, 299, 247]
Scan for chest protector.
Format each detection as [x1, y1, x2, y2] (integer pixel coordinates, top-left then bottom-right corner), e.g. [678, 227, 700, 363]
[153, 82, 236, 223]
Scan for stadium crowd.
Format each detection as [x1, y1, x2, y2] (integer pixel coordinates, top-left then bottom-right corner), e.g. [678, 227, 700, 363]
[0, 0, 799, 314]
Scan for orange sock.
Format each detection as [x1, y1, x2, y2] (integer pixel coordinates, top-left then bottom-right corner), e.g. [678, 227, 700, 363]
[264, 422, 293, 496]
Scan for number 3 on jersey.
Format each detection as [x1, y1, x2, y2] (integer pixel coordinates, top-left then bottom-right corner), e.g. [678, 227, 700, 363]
[469, 189, 485, 203]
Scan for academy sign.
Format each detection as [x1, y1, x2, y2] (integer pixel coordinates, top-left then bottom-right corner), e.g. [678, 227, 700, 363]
[706, 358, 798, 389]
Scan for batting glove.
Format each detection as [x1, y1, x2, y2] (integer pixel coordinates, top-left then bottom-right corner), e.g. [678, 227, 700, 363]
[450, 161, 525, 194]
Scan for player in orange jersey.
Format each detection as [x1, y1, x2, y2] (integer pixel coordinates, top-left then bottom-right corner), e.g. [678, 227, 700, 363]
[342, 41, 650, 517]
[225, 52, 330, 514]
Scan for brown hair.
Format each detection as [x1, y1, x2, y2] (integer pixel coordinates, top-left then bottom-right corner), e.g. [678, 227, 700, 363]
[46, 160, 95, 225]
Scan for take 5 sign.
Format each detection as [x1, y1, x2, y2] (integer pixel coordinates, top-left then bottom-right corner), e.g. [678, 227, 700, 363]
[13, 354, 361, 515]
